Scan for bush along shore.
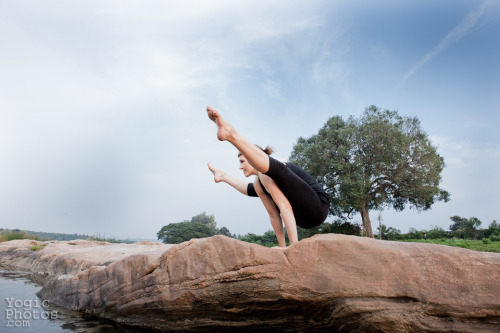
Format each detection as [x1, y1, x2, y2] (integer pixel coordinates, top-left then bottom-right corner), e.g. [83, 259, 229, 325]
[0, 228, 133, 244]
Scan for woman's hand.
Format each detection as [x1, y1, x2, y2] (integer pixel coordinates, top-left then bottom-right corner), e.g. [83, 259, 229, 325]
[207, 163, 224, 183]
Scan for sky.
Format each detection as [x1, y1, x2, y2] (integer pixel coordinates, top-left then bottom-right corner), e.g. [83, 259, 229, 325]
[1, 0, 499, 240]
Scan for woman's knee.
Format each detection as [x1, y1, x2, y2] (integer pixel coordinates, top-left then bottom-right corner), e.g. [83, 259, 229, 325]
[253, 175, 266, 195]
[257, 173, 274, 188]
[258, 173, 279, 195]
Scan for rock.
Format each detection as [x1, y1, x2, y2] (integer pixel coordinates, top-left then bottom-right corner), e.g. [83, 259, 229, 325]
[0, 239, 172, 284]
[1, 235, 499, 332]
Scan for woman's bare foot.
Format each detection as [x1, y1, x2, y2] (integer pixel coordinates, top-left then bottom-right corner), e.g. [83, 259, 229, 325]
[207, 163, 224, 183]
[206, 106, 234, 141]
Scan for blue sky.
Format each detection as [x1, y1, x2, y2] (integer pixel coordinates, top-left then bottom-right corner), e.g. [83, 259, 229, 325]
[1, 0, 499, 240]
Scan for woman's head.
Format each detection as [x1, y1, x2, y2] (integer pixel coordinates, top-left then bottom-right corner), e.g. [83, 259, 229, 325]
[238, 145, 274, 177]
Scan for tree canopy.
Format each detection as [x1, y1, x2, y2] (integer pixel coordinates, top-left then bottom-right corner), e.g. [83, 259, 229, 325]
[190, 212, 218, 235]
[157, 212, 235, 244]
[298, 219, 362, 239]
[449, 215, 482, 239]
[289, 105, 450, 237]
[157, 221, 214, 244]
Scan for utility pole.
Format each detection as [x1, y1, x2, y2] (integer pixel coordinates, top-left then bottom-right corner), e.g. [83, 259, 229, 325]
[377, 214, 383, 240]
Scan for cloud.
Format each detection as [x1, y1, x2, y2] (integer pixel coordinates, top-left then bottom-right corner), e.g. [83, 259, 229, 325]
[429, 135, 500, 200]
[1, 1, 497, 240]
[399, 0, 495, 87]
[0, 1, 334, 238]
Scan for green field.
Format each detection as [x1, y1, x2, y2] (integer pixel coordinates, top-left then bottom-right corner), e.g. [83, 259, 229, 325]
[399, 238, 500, 253]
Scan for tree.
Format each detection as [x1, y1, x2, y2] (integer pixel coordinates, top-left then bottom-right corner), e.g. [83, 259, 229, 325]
[449, 216, 468, 232]
[297, 219, 362, 239]
[239, 231, 280, 247]
[375, 223, 401, 240]
[320, 220, 362, 236]
[190, 212, 218, 235]
[290, 105, 450, 238]
[217, 226, 233, 237]
[450, 216, 481, 239]
[157, 222, 214, 244]
[426, 225, 450, 239]
[157, 212, 235, 244]
[486, 220, 499, 238]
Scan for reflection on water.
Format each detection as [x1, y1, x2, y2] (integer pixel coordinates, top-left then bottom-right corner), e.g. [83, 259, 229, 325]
[0, 270, 155, 333]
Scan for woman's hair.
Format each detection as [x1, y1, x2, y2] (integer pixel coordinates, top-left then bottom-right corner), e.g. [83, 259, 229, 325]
[238, 145, 274, 157]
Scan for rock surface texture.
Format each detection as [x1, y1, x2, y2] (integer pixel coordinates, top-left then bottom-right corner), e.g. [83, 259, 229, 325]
[0, 235, 499, 332]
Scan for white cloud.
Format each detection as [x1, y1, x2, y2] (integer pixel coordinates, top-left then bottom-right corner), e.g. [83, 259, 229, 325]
[0, 0, 335, 238]
[1, 1, 497, 240]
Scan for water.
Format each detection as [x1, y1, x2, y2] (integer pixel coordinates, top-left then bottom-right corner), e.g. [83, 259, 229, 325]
[0, 270, 154, 333]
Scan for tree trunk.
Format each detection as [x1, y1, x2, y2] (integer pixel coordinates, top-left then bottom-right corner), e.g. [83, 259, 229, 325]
[360, 205, 374, 238]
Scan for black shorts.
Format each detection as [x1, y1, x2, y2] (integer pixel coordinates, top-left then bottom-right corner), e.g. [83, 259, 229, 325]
[264, 156, 329, 229]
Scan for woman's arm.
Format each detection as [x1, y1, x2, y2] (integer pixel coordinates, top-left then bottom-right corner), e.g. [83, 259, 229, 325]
[208, 163, 249, 195]
[258, 174, 299, 245]
[253, 177, 286, 247]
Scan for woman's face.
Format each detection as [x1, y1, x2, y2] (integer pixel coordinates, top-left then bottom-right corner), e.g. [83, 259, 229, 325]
[239, 155, 257, 177]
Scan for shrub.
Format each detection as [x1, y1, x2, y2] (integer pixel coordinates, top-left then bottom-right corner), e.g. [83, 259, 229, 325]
[29, 243, 46, 251]
[427, 225, 451, 239]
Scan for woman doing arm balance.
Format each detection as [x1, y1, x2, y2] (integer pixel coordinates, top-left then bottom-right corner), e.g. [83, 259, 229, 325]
[207, 106, 330, 247]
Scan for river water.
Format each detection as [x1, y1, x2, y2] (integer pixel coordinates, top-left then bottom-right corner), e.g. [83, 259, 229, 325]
[0, 270, 154, 333]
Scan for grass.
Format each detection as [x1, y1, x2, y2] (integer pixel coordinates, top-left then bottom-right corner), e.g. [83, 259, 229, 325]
[398, 238, 500, 253]
[0, 230, 40, 242]
[85, 233, 134, 244]
[29, 243, 47, 251]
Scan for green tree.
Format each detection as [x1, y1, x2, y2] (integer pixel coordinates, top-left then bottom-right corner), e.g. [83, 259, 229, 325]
[217, 226, 233, 237]
[157, 222, 214, 244]
[449, 216, 468, 232]
[289, 105, 450, 237]
[486, 220, 499, 238]
[450, 216, 481, 239]
[404, 227, 424, 240]
[426, 225, 450, 239]
[320, 220, 362, 236]
[375, 223, 401, 240]
[297, 219, 362, 239]
[190, 212, 217, 235]
[239, 230, 281, 247]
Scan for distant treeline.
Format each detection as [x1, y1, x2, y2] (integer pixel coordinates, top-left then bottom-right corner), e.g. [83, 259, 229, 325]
[156, 212, 364, 246]
[0, 228, 133, 243]
[376, 216, 499, 242]
[157, 213, 500, 247]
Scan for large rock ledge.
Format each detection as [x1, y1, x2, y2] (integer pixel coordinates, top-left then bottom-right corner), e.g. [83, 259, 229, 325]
[0, 235, 499, 332]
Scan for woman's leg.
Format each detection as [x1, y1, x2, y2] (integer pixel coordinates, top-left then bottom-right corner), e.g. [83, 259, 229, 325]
[207, 106, 328, 229]
[258, 173, 299, 244]
[207, 106, 270, 173]
[265, 157, 328, 228]
[253, 178, 287, 246]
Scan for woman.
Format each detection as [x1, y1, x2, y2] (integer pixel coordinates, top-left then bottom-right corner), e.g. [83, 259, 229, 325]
[207, 106, 329, 247]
